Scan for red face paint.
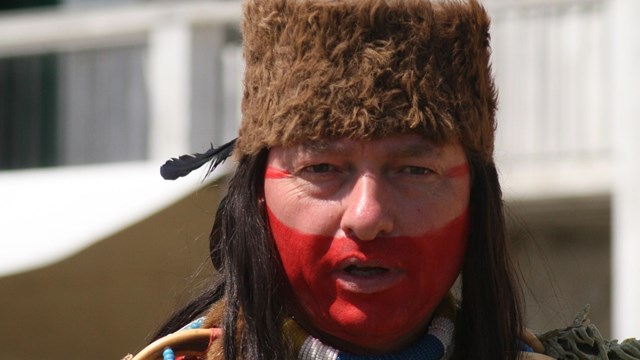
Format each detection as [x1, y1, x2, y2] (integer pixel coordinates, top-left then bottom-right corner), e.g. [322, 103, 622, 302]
[445, 163, 469, 178]
[267, 206, 468, 350]
[265, 166, 291, 179]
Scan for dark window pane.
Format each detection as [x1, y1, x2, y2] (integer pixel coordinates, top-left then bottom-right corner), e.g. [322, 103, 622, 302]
[0, 54, 59, 170]
[0, 0, 59, 11]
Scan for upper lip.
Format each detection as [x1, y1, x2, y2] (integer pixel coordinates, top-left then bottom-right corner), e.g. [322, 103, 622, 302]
[336, 256, 397, 272]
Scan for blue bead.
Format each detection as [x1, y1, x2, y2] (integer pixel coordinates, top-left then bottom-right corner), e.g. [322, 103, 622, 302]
[190, 318, 204, 329]
[163, 347, 175, 360]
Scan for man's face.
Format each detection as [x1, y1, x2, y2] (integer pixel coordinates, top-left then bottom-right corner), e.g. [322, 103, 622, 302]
[264, 133, 470, 353]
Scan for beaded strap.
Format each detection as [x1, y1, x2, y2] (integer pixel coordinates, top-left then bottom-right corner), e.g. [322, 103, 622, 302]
[162, 317, 207, 360]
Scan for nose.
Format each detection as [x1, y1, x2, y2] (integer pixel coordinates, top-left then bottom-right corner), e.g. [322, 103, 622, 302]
[340, 174, 394, 241]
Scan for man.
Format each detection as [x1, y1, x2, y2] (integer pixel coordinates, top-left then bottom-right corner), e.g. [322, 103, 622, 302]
[125, 0, 638, 359]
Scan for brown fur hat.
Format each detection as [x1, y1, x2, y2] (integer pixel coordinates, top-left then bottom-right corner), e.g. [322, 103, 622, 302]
[236, 0, 496, 162]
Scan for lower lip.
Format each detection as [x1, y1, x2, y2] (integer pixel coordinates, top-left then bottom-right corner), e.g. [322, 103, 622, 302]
[333, 269, 405, 294]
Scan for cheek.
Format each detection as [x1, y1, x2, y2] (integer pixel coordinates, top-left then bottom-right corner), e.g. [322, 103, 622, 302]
[264, 178, 340, 237]
[409, 210, 468, 296]
[267, 206, 335, 314]
[264, 175, 310, 230]
[267, 206, 333, 274]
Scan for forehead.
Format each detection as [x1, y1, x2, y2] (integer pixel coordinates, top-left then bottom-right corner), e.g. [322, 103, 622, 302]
[270, 133, 465, 162]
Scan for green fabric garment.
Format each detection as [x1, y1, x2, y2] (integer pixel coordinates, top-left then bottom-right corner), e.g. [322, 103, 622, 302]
[539, 305, 640, 359]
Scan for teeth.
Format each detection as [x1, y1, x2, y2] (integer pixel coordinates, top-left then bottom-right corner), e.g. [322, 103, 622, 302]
[344, 265, 388, 276]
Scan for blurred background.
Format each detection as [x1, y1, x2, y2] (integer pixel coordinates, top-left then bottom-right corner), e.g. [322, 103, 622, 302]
[1, 0, 639, 358]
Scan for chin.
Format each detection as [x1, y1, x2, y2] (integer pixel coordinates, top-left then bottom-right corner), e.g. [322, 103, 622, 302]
[321, 302, 429, 352]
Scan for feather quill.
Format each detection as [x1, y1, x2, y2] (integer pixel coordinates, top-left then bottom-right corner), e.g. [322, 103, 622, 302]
[160, 138, 236, 180]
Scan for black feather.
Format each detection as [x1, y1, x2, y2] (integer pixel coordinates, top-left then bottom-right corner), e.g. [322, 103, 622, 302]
[160, 138, 236, 180]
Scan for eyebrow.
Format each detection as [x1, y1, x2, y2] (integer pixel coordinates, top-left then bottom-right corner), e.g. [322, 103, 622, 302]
[385, 142, 440, 159]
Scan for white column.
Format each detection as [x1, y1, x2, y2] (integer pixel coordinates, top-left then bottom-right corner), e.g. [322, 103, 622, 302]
[610, 0, 640, 339]
[147, 19, 192, 161]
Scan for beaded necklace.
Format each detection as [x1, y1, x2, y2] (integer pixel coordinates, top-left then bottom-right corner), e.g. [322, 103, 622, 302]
[161, 295, 456, 360]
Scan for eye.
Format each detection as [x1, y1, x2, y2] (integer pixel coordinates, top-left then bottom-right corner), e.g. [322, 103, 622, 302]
[401, 166, 434, 176]
[303, 163, 335, 173]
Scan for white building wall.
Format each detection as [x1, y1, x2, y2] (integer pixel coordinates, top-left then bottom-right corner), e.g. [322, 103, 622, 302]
[489, 0, 611, 200]
[609, 0, 640, 340]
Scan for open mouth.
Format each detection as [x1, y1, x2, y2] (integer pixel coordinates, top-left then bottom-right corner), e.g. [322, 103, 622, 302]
[335, 264, 403, 294]
[344, 265, 389, 276]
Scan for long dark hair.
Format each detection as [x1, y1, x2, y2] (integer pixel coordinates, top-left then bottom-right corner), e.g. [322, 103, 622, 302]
[154, 148, 524, 360]
[451, 152, 524, 360]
